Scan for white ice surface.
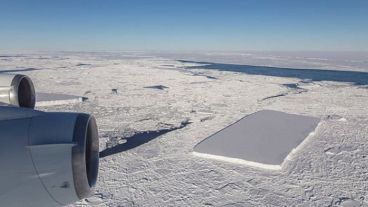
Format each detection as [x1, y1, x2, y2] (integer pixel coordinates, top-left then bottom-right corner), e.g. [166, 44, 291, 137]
[0, 52, 367, 206]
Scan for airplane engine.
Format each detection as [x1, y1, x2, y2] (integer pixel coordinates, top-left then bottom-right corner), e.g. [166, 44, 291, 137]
[0, 74, 36, 108]
[0, 74, 99, 207]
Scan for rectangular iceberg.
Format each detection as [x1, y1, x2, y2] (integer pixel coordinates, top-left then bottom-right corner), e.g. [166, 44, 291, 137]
[194, 110, 320, 170]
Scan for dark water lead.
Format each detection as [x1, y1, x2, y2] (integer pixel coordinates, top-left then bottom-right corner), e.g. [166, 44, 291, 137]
[99, 120, 191, 158]
[179, 60, 368, 85]
[0, 68, 40, 73]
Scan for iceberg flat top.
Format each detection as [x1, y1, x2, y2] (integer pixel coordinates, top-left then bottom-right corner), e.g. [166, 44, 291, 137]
[194, 110, 320, 168]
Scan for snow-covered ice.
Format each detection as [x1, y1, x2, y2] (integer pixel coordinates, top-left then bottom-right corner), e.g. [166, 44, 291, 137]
[0, 51, 367, 206]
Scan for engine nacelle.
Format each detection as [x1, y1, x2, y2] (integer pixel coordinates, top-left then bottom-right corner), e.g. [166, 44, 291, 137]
[0, 74, 36, 108]
[0, 74, 99, 207]
[0, 106, 99, 207]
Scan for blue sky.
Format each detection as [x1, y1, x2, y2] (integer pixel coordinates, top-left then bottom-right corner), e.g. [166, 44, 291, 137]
[0, 0, 367, 51]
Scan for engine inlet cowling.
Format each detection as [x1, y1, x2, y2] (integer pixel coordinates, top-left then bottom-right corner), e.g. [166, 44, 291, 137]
[0, 74, 36, 108]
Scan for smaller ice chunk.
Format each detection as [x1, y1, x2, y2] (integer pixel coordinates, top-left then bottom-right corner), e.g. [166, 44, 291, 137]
[36, 93, 84, 107]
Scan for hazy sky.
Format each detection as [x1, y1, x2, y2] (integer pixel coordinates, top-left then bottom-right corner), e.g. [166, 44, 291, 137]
[0, 0, 367, 51]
